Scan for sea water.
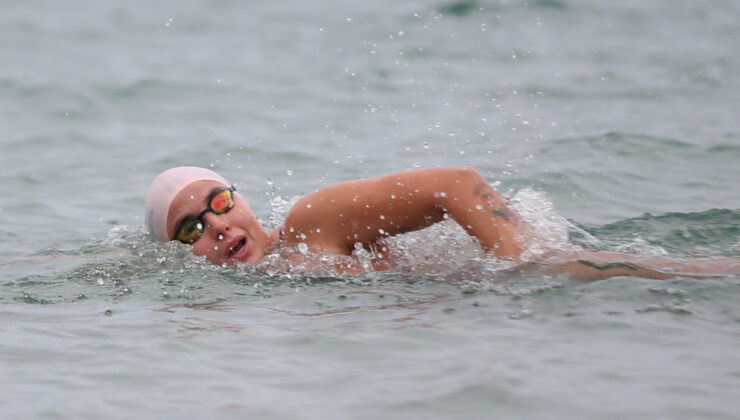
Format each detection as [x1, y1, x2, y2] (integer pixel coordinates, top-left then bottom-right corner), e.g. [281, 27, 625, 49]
[1, 0, 739, 418]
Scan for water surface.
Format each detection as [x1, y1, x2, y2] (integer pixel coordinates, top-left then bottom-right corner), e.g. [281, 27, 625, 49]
[1, 0, 739, 418]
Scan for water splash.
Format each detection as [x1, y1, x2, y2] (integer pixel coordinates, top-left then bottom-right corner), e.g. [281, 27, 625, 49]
[510, 188, 586, 259]
[613, 236, 669, 256]
[266, 194, 301, 230]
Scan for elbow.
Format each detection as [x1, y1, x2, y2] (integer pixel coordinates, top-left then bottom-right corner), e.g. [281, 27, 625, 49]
[435, 166, 488, 208]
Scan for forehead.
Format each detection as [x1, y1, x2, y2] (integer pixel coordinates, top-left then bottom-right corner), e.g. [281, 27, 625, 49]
[166, 179, 227, 238]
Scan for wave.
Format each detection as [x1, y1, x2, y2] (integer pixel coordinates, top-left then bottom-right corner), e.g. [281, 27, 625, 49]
[435, 0, 567, 17]
[574, 208, 740, 257]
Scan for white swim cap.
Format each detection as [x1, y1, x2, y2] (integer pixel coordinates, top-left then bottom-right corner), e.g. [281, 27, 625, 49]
[145, 167, 230, 241]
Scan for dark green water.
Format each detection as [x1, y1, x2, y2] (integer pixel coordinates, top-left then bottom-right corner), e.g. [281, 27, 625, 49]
[1, 0, 739, 418]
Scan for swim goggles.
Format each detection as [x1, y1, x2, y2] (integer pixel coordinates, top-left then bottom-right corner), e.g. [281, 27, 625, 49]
[174, 186, 236, 244]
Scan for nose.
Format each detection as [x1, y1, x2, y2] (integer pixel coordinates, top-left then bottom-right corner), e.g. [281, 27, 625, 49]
[202, 212, 230, 239]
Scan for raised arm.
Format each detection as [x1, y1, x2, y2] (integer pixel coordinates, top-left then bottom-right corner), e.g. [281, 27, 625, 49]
[281, 167, 526, 261]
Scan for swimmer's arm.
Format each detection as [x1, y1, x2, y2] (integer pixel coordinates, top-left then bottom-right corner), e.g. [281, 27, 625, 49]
[542, 250, 740, 280]
[282, 167, 526, 261]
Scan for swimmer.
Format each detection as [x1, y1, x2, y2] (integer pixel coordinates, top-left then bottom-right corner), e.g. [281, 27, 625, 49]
[145, 166, 739, 279]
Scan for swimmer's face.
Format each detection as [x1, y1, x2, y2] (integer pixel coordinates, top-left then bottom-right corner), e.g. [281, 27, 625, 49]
[166, 180, 270, 266]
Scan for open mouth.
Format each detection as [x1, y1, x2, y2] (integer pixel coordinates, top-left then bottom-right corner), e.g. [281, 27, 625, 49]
[228, 237, 247, 259]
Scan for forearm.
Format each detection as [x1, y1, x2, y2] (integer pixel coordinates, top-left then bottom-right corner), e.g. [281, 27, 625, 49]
[434, 167, 525, 260]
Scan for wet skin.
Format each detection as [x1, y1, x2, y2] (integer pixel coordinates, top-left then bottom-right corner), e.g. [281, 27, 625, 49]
[166, 180, 279, 266]
[280, 166, 526, 260]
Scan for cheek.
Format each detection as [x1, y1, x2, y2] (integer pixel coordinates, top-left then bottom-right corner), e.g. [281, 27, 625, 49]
[191, 242, 226, 265]
[192, 240, 216, 258]
[232, 208, 257, 227]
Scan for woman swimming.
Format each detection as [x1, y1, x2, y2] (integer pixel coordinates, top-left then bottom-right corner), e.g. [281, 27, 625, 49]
[145, 166, 738, 279]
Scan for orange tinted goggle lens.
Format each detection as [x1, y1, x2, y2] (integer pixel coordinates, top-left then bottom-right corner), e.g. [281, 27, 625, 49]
[210, 189, 234, 213]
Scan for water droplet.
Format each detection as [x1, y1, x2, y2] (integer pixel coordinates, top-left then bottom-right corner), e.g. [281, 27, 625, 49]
[297, 243, 309, 254]
[218, 234, 224, 240]
[475, 204, 484, 210]
[379, 215, 385, 220]
[196, 223, 203, 230]
[300, 233, 307, 240]
[289, 226, 295, 232]
[104, 309, 113, 316]
[390, 194, 396, 199]
[440, 192, 447, 197]
[378, 229, 386, 235]
[316, 228, 321, 233]
[190, 195, 195, 200]
[214, 246, 219, 250]
[306, 203, 312, 208]
[423, 142, 429, 149]
[287, 169, 293, 176]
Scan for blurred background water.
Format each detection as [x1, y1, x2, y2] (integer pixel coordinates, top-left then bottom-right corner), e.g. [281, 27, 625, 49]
[1, 0, 739, 419]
